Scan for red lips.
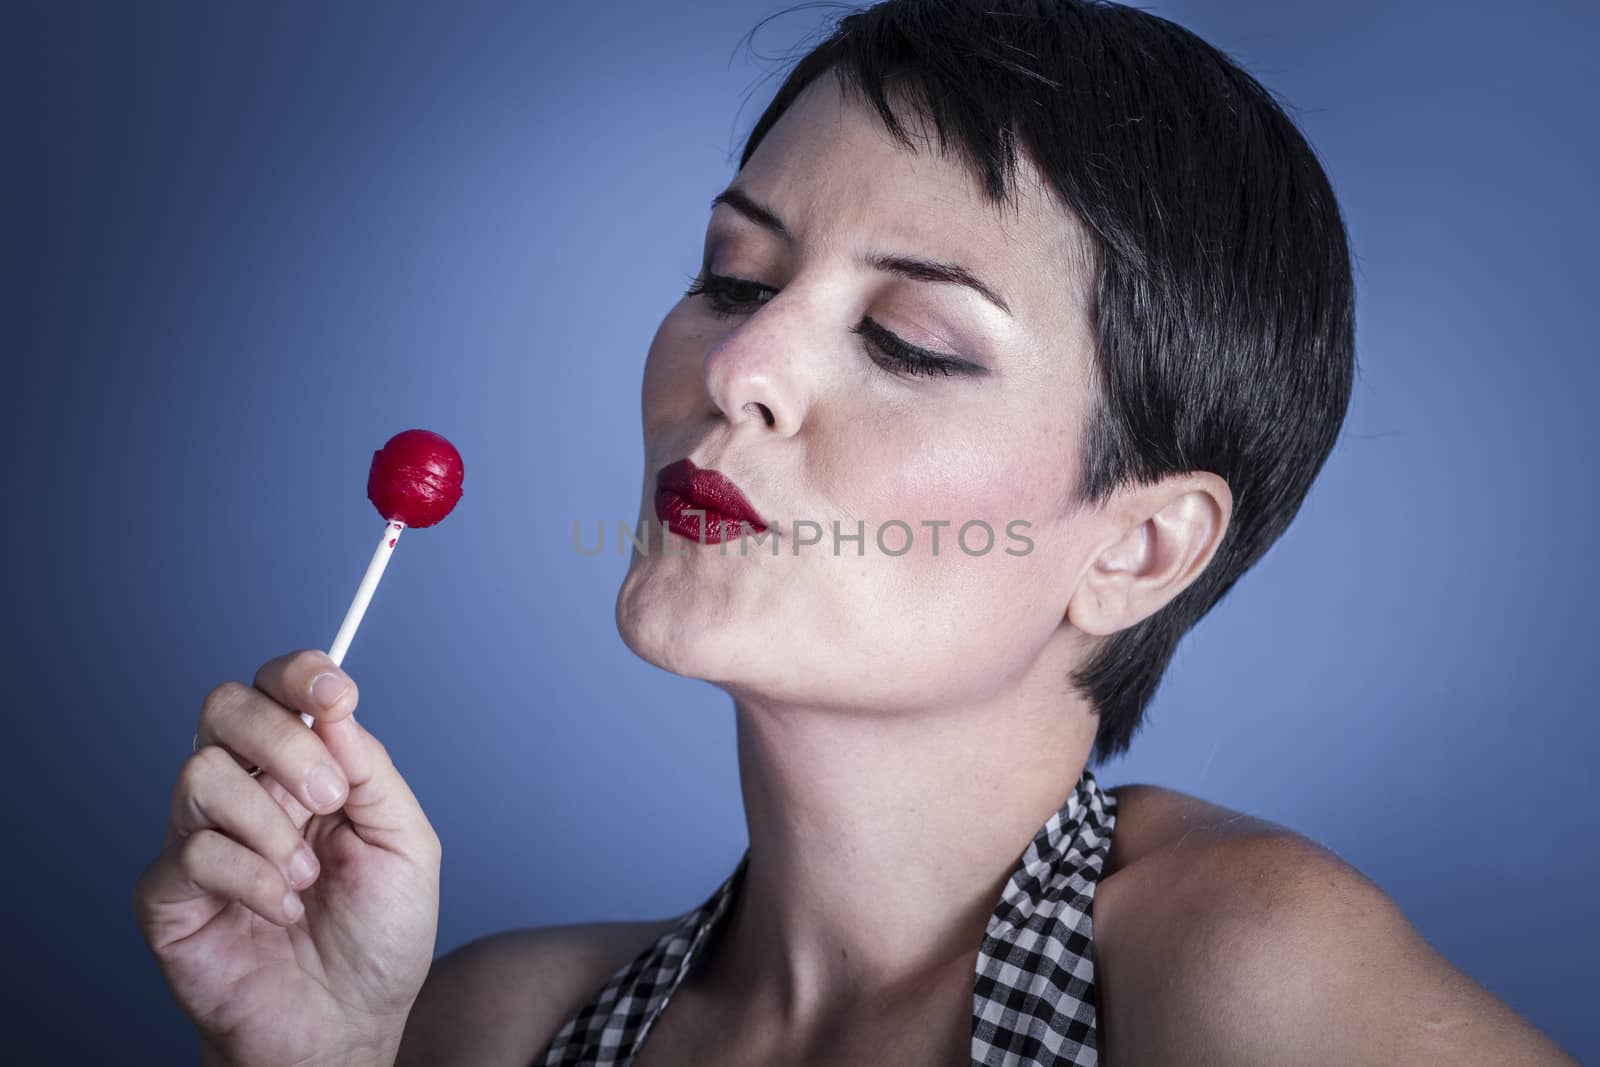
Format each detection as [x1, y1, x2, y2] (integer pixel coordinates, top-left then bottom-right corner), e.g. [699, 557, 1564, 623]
[654, 458, 769, 544]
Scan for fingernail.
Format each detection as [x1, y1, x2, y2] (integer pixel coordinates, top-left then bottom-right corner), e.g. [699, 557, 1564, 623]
[305, 762, 348, 809]
[282, 889, 303, 922]
[287, 846, 318, 888]
[311, 672, 349, 709]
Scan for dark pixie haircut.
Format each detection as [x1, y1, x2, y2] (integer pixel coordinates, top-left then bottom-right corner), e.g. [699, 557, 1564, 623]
[733, 0, 1357, 765]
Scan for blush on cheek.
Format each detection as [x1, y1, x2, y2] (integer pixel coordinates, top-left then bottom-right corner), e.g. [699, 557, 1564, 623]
[858, 463, 1054, 550]
[841, 460, 1077, 610]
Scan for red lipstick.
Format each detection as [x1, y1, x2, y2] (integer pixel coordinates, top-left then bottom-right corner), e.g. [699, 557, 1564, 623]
[654, 458, 769, 544]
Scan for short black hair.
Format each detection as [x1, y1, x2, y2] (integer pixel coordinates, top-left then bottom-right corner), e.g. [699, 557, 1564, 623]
[731, 0, 1357, 765]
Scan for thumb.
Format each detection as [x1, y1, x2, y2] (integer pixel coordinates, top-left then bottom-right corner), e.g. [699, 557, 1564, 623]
[312, 714, 437, 859]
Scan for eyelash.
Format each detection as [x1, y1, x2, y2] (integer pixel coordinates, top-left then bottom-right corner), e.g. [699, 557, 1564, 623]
[681, 270, 972, 379]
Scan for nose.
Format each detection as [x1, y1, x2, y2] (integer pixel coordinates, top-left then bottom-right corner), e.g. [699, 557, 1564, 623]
[701, 301, 810, 438]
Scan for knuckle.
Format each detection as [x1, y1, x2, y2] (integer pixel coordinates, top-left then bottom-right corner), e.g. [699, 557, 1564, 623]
[176, 828, 216, 874]
[177, 746, 221, 797]
[177, 748, 206, 787]
[200, 681, 249, 725]
[195, 742, 237, 779]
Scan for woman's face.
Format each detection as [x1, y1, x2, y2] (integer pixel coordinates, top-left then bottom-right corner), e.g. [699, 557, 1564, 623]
[616, 70, 1105, 713]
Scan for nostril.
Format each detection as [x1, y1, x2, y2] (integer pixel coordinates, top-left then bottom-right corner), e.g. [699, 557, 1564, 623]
[744, 401, 775, 427]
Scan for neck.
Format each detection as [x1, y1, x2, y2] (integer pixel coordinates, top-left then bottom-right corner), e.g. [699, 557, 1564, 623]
[701, 630, 1100, 1032]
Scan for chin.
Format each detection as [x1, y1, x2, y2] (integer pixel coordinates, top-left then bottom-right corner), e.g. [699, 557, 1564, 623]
[612, 557, 838, 705]
[614, 555, 735, 683]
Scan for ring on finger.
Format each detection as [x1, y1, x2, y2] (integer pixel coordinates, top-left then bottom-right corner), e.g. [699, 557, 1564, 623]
[192, 731, 265, 778]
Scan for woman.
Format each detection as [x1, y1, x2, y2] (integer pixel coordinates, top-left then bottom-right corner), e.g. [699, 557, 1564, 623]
[133, 2, 1578, 1064]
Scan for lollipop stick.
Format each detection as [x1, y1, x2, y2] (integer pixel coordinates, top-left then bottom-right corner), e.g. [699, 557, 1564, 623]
[297, 519, 405, 727]
[330, 519, 405, 666]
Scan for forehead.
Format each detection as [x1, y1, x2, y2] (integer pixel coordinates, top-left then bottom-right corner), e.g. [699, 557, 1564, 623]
[729, 70, 1093, 323]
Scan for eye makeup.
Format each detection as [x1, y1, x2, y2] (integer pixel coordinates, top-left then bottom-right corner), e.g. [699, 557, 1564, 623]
[681, 269, 988, 380]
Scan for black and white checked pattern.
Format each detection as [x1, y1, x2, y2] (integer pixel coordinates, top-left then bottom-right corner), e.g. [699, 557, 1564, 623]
[534, 768, 1118, 1066]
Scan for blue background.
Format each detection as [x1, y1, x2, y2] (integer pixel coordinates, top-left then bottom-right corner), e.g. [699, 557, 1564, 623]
[6, 1, 1594, 1061]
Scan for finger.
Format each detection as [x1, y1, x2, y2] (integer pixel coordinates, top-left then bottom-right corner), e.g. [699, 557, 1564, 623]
[137, 828, 304, 933]
[192, 705, 258, 776]
[255, 770, 316, 832]
[252, 649, 360, 726]
[164, 769, 314, 842]
[197, 678, 352, 817]
[171, 746, 323, 892]
[314, 713, 441, 863]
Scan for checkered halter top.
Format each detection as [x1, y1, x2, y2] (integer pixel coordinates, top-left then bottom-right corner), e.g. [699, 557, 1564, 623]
[534, 768, 1118, 1066]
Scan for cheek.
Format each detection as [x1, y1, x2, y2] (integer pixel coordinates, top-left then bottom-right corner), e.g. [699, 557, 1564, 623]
[815, 413, 1081, 647]
[833, 421, 1067, 539]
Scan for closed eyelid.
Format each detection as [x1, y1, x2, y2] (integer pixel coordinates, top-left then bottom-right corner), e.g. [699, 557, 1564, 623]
[701, 270, 905, 334]
[708, 187, 1013, 317]
[686, 271, 986, 377]
[749, 275, 977, 366]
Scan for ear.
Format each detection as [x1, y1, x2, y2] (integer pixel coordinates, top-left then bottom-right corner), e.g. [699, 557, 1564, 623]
[1066, 471, 1232, 637]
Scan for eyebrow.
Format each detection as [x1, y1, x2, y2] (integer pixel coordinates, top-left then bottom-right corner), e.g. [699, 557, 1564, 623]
[709, 186, 1014, 318]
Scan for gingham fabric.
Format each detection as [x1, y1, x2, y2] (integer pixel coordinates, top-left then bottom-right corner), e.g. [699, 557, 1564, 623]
[534, 767, 1118, 1066]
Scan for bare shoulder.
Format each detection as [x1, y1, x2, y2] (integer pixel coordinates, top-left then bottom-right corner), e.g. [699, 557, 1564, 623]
[1094, 783, 1578, 1065]
[396, 915, 682, 1067]
[1100, 781, 1289, 877]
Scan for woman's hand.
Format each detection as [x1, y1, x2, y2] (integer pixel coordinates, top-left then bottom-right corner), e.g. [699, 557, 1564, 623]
[134, 650, 442, 1067]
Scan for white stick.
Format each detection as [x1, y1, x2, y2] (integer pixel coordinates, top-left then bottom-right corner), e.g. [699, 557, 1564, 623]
[298, 519, 405, 728]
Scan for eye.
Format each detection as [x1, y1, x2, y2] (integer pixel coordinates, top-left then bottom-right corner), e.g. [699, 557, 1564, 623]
[681, 270, 982, 379]
[682, 271, 775, 319]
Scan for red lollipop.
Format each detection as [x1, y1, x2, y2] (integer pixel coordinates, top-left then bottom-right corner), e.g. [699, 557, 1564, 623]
[367, 428, 465, 528]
